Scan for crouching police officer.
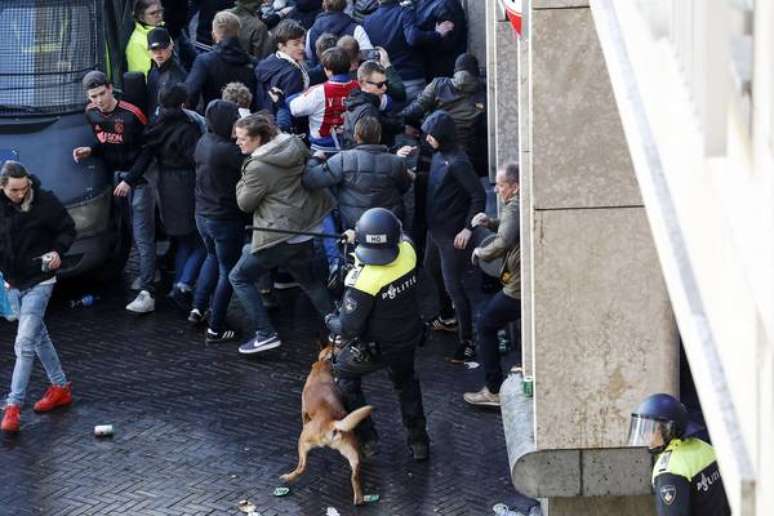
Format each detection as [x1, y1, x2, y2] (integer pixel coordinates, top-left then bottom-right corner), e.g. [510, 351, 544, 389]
[326, 208, 430, 461]
[628, 393, 730, 516]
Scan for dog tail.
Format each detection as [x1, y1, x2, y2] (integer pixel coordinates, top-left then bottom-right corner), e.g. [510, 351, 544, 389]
[334, 405, 374, 432]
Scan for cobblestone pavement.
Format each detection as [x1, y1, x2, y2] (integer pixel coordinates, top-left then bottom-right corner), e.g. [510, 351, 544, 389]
[0, 269, 535, 516]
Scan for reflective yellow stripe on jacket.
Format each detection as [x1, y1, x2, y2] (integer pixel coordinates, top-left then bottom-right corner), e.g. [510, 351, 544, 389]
[350, 241, 416, 296]
[652, 438, 718, 485]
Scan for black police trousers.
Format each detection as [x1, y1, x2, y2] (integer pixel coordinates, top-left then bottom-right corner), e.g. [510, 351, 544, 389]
[333, 339, 428, 445]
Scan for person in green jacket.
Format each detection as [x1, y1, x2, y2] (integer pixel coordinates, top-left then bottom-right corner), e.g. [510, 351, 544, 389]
[126, 0, 165, 77]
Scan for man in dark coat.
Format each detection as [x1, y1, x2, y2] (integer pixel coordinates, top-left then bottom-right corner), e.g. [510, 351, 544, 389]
[287, 0, 323, 30]
[0, 162, 76, 434]
[421, 110, 484, 363]
[190, 100, 245, 343]
[414, 0, 467, 81]
[186, 10, 257, 111]
[146, 27, 188, 119]
[363, 0, 450, 101]
[303, 116, 413, 228]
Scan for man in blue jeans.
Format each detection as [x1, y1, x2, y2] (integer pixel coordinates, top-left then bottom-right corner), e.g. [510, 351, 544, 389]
[0, 161, 77, 433]
[230, 113, 335, 354]
[464, 162, 521, 407]
[190, 99, 245, 343]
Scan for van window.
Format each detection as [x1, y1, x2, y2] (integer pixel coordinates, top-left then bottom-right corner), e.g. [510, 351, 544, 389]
[0, 0, 103, 116]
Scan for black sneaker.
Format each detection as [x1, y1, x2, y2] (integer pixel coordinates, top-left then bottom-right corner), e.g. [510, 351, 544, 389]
[427, 315, 458, 333]
[205, 328, 237, 344]
[449, 340, 476, 364]
[408, 440, 429, 462]
[168, 286, 192, 312]
[360, 438, 379, 458]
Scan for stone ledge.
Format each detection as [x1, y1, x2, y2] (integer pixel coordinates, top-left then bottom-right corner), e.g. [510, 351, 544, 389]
[501, 374, 653, 498]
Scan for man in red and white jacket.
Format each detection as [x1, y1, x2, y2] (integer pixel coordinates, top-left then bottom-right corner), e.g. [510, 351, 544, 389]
[288, 47, 358, 153]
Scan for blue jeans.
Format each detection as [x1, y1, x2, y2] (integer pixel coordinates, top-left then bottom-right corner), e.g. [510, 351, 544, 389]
[321, 213, 341, 271]
[131, 183, 156, 293]
[229, 241, 333, 338]
[173, 232, 206, 288]
[193, 215, 244, 332]
[5, 282, 67, 406]
[477, 292, 521, 394]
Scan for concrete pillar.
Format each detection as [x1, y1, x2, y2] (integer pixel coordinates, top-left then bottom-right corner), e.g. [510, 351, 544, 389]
[499, 1, 680, 513]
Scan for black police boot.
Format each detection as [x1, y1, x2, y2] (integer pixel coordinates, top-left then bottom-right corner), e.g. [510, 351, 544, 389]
[408, 428, 430, 462]
[408, 439, 430, 462]
[358, 427, 379, 458]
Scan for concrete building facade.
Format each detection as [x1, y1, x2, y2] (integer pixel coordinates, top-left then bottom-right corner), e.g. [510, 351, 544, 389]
[482, 0, 772, 514]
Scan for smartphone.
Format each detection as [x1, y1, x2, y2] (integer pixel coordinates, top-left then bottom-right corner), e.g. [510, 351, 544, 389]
[360, 49, 381, 62]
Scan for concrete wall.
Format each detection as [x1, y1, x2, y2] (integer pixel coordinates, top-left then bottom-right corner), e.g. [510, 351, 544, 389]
[512, 1, 677, 513]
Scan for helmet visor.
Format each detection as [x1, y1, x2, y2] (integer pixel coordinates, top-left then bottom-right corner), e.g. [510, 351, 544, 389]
[626, 415, 675, 450]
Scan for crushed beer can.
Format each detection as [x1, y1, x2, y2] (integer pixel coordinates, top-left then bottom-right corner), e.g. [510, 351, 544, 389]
[94, 424, 114, 437]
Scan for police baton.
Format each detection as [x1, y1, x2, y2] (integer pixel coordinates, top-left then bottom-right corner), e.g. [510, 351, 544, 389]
[246, 225, 347, 242]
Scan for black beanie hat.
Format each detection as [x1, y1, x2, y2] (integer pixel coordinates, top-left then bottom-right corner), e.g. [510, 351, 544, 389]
[454, 53, 479, 76]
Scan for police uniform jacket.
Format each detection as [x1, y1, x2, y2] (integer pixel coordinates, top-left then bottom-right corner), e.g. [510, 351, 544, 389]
[326, 240, 423, 349]
[652, 437, 731, 516]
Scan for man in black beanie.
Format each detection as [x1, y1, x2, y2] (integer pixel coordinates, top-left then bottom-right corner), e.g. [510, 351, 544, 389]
[400, 52, 487, 176]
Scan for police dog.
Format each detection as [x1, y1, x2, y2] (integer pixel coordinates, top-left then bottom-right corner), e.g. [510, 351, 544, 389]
[280, 344, 373, 505]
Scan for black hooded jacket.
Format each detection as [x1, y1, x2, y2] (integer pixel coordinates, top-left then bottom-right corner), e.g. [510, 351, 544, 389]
[185, 37, 257, 111]
[421, 110, 485, 236]
[288, 0, 323, 29]
[124, 108, 202, 186]
[0, 176, 76, 290]
[307, 11, 359, 67]
[194, 100, 245, 221]
[341, 89, 403, 149]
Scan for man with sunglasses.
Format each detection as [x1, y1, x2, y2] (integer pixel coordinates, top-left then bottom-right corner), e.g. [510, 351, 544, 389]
[341, 61, 404, 148]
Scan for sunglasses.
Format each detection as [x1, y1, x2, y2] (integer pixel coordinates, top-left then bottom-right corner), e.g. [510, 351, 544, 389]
[366, 80, 387, 89]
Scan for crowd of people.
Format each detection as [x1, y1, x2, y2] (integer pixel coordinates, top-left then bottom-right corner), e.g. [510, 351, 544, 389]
[0, 0, 522, 461]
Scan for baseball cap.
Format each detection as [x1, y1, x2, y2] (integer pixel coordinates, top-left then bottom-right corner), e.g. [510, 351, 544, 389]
[82, 70, 109, 90]
[147, 27, 172, 50]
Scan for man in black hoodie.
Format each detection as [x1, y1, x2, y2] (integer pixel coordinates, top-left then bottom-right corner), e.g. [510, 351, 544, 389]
[421, 110, 484, 363]
[0, 162, 76, 433]
[190, 100, 245, 343]
[186, 11, 257, 111]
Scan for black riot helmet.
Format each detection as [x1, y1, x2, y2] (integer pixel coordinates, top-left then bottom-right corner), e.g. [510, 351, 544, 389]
[627, 393, 689, 454]
[354, 208, 401, 265]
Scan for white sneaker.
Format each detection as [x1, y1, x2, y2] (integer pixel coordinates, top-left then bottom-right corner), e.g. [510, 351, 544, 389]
[463, 386, 500, 407]
[126, 290, 155, 313]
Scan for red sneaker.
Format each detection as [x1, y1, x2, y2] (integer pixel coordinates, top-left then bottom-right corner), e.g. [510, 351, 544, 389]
[1, 405, 20, 433]
[33, 383, 73, 413]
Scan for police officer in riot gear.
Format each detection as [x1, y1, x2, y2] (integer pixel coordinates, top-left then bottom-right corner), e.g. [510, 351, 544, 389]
[628, 393, 730, 516]
[326, 208, 430, 461]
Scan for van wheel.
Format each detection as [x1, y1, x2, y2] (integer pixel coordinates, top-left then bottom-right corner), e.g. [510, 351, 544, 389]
[93, 198, 131, 283]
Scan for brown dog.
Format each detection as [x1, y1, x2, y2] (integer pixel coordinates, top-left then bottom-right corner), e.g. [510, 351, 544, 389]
[280, 345, 373, 505]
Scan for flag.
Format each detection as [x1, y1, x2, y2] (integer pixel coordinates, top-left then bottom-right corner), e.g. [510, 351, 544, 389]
[503, 0, 523, 36]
